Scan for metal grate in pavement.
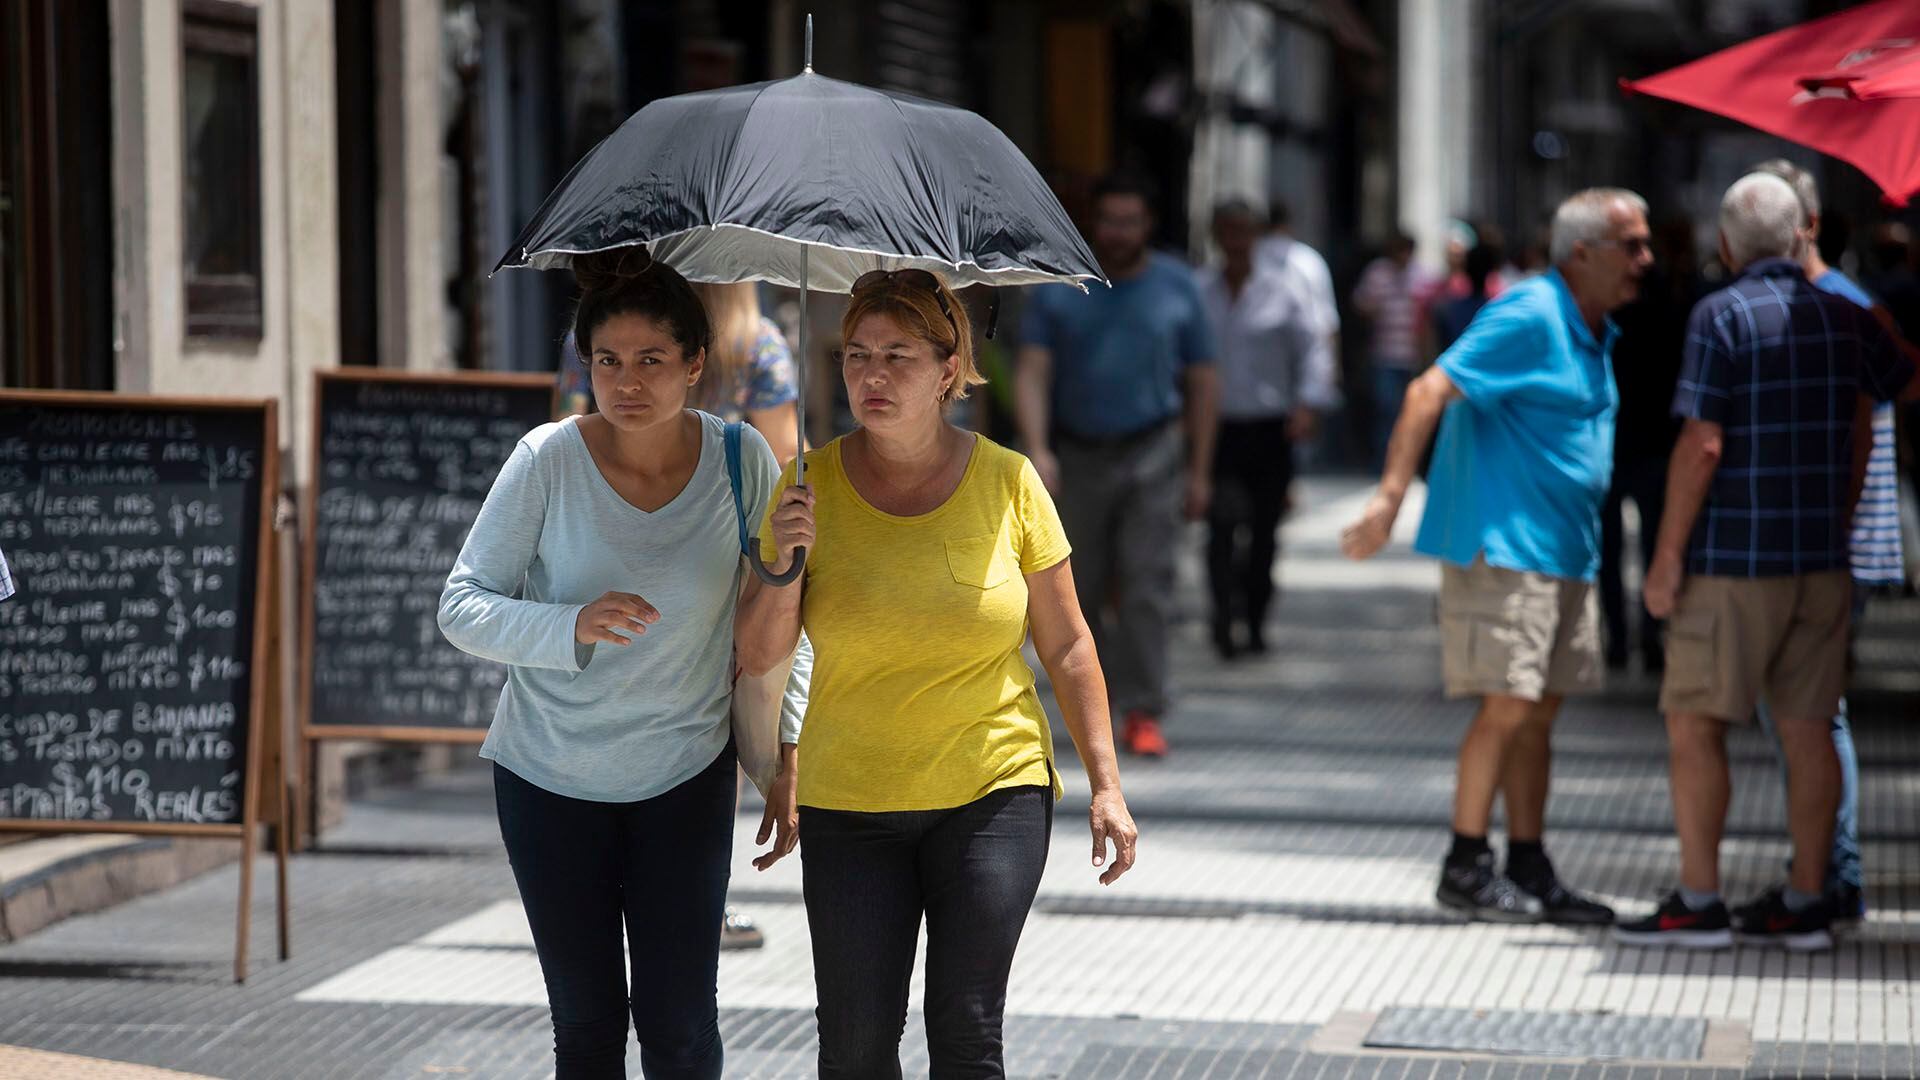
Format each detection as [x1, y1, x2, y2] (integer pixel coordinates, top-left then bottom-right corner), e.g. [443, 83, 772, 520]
[1363, 1006, 1708, 1061]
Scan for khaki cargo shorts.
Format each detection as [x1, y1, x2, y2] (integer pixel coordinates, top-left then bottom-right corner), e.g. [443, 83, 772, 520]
[1658, 571, 1851, 722]
[1438, 556, 1602, 702]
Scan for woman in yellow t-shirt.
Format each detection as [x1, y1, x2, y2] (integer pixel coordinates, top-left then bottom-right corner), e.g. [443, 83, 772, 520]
[738, 269, 1137, 1077]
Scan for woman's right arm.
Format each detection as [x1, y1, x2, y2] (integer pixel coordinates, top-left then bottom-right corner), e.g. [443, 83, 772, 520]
[439, 441, 622, 672]
[735, 482, 813, 675]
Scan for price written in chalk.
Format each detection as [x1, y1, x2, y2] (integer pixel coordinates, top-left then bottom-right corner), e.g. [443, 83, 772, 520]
[0, 400, 266, 828]
[309, 378, 547, 731]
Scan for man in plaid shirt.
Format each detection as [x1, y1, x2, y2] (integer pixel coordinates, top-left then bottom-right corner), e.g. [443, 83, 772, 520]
[0, 545, 13, 603]
[1616, 174, 1918, 952]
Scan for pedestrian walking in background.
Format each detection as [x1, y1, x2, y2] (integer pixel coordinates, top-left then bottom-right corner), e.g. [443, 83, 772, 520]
[740, 268, 1138, 1078]
[1431, 241, 1500, 354]
[689, 282, 803, 462]
[1749, 158, 1909, 921]
[1599, 219, 1701, 673]
[1015, 172, 1218, 758]
[1352, 231, 1438, 467]
[1617, 173, 1917, 952]
[1201, 199, 1338, 659]
[1436, 219, 1507, 305]
[440, 253, 796, 1078]
[1257, 197, 1341, 365]
[1342, 188, 1653, 927]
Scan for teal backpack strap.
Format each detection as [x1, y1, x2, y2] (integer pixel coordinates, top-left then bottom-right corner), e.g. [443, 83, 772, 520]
[723, 421, 750, 557]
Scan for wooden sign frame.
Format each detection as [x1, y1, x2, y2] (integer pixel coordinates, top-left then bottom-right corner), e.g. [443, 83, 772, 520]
[0, 390, 292, 983]
[299, 368, 555, 750]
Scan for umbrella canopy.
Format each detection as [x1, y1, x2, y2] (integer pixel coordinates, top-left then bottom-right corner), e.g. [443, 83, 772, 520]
[1621, 0, 1920, 206]
[495, 71, 1102, 292]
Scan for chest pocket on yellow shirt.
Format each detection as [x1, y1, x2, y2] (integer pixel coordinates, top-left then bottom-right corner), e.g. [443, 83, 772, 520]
[946, 535, 1012, 589]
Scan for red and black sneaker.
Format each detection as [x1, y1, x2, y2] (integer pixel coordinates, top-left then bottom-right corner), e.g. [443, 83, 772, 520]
[1732, 888, 1834, 952]
[1612, 891, 1733, 949]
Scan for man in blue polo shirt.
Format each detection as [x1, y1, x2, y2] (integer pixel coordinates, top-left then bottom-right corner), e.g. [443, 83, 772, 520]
[1614, 173, 1917, 952]
[1343, 188, 1652, 925]
[1017, 173, 1217, 759]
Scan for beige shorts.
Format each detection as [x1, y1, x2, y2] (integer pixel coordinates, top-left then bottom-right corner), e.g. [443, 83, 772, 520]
[1658, 571, 1851, 722]
[1438, 556, 1602, 702]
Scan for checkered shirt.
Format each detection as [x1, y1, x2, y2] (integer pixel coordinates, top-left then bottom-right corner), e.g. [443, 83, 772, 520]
[1672, 258, 1914, 577]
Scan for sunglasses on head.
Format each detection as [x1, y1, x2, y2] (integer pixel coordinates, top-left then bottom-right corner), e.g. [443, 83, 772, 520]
[853, 268, 957, 332]
[851, 268, 1003, 340]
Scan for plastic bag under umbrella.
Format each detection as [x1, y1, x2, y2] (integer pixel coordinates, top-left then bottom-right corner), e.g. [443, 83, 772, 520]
[496, 22, 1102, 583]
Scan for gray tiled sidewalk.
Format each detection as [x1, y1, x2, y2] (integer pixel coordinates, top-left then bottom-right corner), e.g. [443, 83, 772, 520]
[0, 478, 1915, 1078]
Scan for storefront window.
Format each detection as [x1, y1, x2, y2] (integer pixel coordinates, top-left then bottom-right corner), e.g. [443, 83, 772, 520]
[182, 0, 261, 339]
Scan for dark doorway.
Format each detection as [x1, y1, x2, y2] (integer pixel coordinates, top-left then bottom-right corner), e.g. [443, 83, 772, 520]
[335, 0, 379, 365]
[0, 0, 114, 390]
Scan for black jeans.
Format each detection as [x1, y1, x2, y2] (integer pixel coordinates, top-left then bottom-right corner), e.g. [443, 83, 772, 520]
[801, 785, 1053, 1079]
[1208, 418, 1296, 641]
[493, 744, 736, 1080]
[1599, 455, 1668, 664]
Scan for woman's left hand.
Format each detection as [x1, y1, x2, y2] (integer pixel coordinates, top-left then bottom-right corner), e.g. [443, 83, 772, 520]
[753, 751, 800, 871]
[1089, 787, 1138, 885]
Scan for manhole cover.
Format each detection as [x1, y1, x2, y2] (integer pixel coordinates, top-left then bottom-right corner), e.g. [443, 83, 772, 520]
[1363, 1007, 1707, 1061]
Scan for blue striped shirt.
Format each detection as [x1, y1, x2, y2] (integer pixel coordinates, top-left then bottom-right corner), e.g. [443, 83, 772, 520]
[1673, 258, 1914, 577]
[1813, 270, 1906, 585]
[0, 546, 12, 602]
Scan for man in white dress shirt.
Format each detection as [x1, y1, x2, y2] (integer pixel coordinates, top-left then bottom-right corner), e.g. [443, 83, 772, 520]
[1203, 199, 1340, 658]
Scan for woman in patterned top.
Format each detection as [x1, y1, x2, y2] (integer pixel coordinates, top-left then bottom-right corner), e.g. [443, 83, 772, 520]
[689, 282, 803, 459]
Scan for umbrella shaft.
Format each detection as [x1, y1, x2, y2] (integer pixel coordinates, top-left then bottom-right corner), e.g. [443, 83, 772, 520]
[796, 245, 808, 485]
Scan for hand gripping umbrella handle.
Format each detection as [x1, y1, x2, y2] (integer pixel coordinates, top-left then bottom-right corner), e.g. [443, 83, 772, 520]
[750, 545, 806, 586]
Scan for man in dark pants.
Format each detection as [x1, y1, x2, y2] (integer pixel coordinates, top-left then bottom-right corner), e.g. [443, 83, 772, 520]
[1017, 173, 1218, 757]
[1199, 199, 1338, 657]
[1599, 222, 1699, 672]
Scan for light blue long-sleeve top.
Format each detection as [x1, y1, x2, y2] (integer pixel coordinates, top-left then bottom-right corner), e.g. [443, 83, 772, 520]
[438, 411, 783, 803]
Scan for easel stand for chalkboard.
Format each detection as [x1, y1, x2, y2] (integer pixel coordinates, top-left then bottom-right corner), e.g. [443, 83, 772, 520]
[0, 392, 294, 983]
[296, 369, 556, 847]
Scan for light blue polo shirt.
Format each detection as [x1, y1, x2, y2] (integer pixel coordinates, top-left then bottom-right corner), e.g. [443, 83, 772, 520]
[1414, 270, 1619, 582]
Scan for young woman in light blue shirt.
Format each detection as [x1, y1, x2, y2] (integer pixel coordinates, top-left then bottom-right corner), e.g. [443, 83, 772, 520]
[439, 252, 797, 1079]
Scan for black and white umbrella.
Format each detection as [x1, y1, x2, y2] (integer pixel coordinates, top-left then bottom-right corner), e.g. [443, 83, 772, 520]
[497, 19, 1101, 582]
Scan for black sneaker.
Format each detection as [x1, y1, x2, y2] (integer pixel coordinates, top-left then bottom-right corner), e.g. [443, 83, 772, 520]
[1612, 892, 1732, 949]
[1211, 618, 1240, 661]
[1828, 882, 1866, 925]
[1437, 855, 1545, 923]
[1732, 888, 1833, 952]
[1513, 875, 1616, 926]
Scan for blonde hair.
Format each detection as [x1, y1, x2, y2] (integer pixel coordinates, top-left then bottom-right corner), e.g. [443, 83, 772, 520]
[840, 271, 985, 402]
[689, 281, 762, 412]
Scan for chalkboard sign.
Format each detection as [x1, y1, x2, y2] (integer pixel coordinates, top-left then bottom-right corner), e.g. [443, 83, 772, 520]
[302, 370, 554, 741]
[0, 393, 277, 833]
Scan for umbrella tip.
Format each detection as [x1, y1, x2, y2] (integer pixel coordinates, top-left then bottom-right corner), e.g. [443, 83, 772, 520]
[804, 13, 814, 74]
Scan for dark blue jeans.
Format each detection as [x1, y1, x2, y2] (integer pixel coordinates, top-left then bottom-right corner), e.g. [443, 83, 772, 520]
[1600, 455, 1668, 664]
[801, 785, 1053, 1079]
[493, 744, 736, 1080]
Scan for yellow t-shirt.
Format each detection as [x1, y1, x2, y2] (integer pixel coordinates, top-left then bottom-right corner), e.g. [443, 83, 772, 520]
[759, 434, 1072, 812]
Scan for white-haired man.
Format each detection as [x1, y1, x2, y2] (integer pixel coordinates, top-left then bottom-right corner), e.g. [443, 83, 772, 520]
[1615, 173, 1917, 951]
[1343, 189, 1652, 925]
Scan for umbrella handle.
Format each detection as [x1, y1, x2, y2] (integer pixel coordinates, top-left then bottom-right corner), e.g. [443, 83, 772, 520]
[750, 545, 806, 587]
